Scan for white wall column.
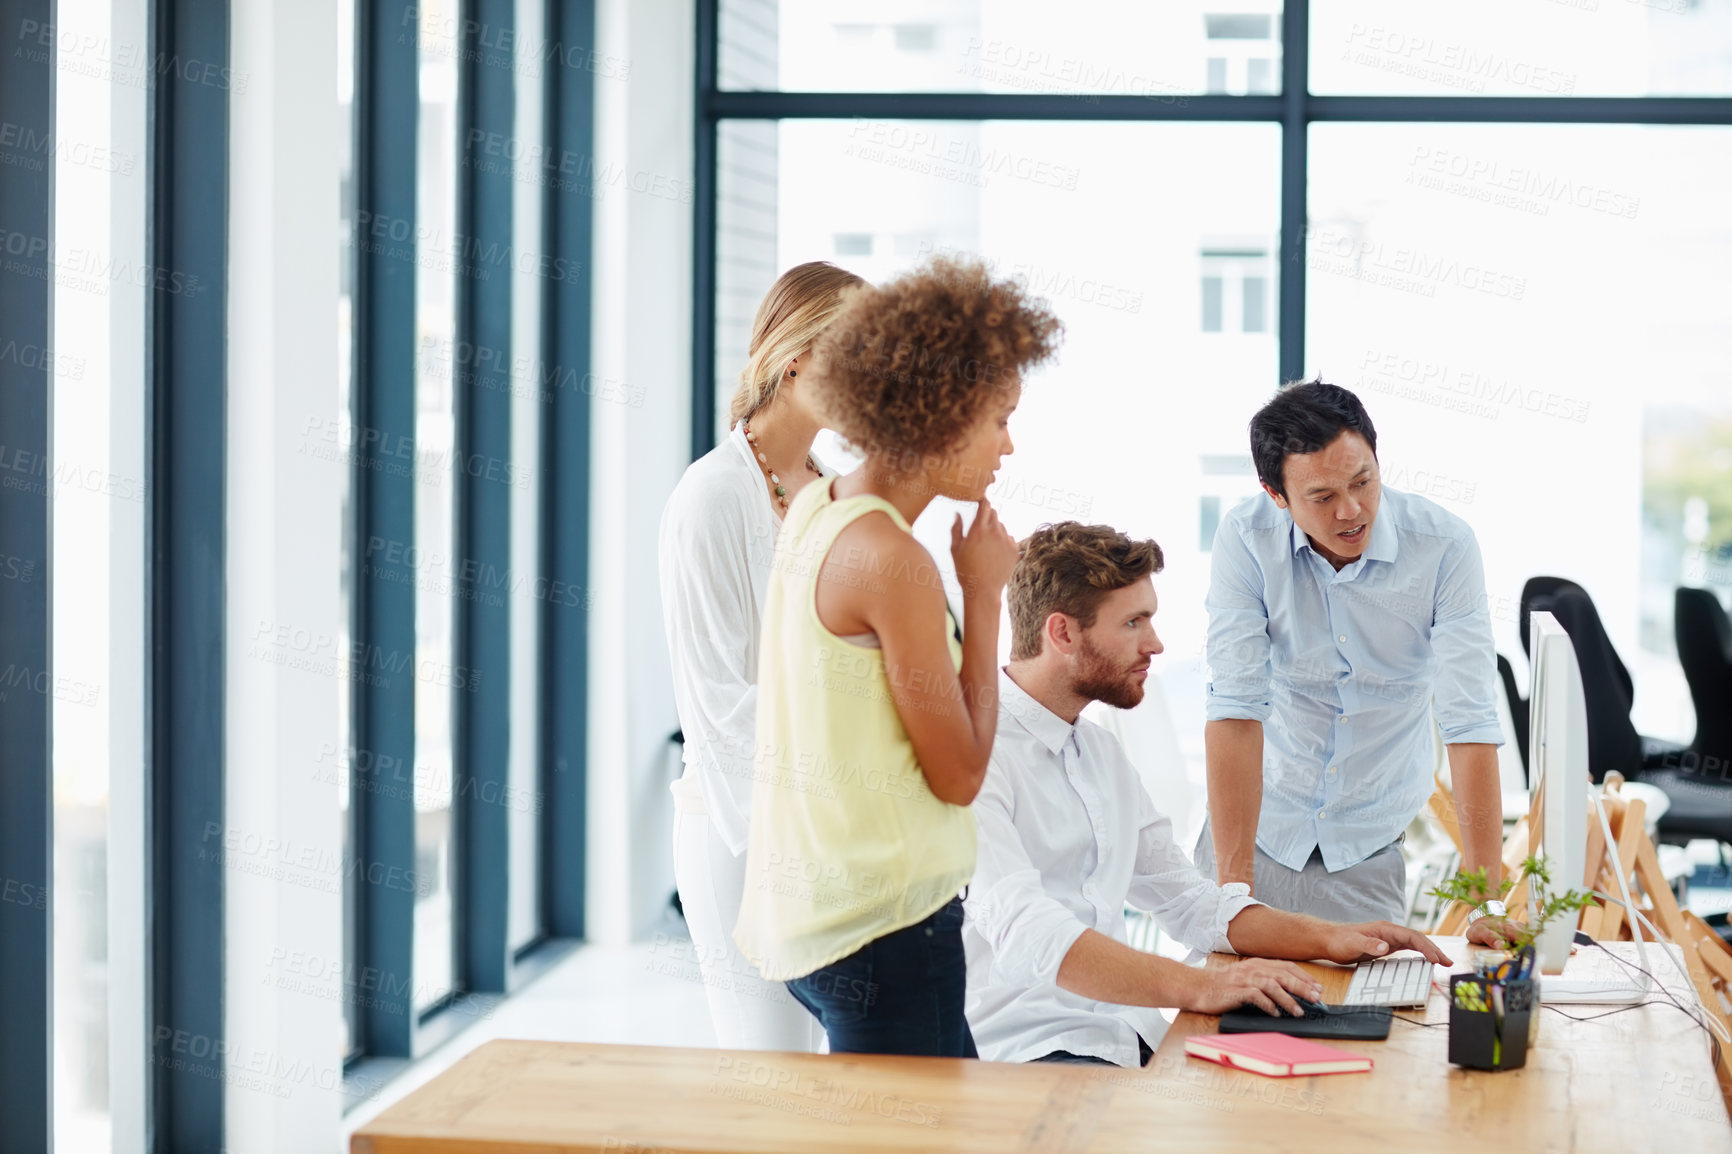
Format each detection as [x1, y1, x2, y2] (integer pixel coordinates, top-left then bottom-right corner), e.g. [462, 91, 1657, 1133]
[587, 0, 695, 946]
[106, 0, 151, 1146]
[225, 0, 345, 1149]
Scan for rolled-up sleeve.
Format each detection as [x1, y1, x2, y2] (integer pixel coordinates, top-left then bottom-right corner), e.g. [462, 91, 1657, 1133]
[1125, 785, 1261, 955]
[965, 764, 1090, 991]
[1205, 517, 1274, 723]
[1429, 531, 1503, 747]
[657, 494, 760, 854]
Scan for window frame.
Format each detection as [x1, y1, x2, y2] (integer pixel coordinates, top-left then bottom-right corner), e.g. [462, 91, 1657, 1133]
[690, 0, 1732, 460]
[342, 0, 593, 1090]
[147, 0, 232, 1146]
[0, 0, 55, 1146]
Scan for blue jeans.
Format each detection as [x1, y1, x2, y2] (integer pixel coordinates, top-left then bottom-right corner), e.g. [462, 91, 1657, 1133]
[1034, 1036, 1153, 1067]
[786, 896, 977, 1058]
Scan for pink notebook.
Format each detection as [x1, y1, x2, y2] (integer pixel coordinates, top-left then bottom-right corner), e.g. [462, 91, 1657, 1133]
[1184, 1032, 1373, 1078]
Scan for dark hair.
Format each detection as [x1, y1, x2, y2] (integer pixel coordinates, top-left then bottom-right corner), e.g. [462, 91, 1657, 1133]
[1009, 522, 1165, 661]
[1249, 380, 1378, 498]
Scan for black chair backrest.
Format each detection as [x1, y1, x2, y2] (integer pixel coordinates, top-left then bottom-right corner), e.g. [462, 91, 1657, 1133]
[1533, 586, 1643, 783]
[1675, 586, 1732, 778]
[1497, 652, 1529, 778]
[1520, 576, 1634, 704]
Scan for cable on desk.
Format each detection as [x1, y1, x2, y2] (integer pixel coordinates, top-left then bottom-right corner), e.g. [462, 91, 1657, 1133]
[1575, 933, 1726, 1069]
[1543, 999, 1685, 1023]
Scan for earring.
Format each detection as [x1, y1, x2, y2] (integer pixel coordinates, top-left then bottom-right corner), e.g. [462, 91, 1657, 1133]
[788, 369, 797, 378]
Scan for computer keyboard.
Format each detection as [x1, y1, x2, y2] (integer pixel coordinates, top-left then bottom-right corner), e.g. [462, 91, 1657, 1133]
[1341, 955, 1434, 1008]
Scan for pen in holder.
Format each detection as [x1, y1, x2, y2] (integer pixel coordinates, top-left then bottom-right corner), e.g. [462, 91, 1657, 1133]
[1448, 973, 1536, 1071]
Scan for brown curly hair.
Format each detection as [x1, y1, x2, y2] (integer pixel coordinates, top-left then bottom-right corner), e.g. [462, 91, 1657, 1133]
[809, 255, 1063, 459]
[1009, 522, 1165, 661]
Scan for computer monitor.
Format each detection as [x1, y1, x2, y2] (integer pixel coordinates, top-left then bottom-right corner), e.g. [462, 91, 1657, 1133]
[1526, 611, 1587, 976]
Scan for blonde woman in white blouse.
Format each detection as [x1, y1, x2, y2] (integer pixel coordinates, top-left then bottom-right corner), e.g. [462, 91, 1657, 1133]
[658, 262, 866, 1051]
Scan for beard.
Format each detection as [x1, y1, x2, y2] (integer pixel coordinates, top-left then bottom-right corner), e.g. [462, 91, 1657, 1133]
[1072, 635, 1146, 710]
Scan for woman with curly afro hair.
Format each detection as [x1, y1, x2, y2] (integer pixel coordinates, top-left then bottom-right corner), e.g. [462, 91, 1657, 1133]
[733, 255, 1063, 1057]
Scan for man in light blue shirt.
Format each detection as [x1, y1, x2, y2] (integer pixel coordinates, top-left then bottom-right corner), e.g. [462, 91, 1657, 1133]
[1194, 382, 1508, 930]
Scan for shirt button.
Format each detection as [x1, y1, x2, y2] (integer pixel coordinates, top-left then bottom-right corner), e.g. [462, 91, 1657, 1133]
[1327, 766, 1338, 777]
[1318, 809, 1328, 820]
[1338, 635, 1348, 644]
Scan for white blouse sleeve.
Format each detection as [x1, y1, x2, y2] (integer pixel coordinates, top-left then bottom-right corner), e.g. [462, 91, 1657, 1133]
[658, 484, 763, 855]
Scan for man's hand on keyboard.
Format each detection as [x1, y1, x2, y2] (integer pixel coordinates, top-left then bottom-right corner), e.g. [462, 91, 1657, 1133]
[1184, 959, 1324, 1018]
[1320, 922, 1453, 967]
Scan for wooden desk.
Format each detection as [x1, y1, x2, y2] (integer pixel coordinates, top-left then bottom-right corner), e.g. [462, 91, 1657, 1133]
[353, 939, 1731, 1153]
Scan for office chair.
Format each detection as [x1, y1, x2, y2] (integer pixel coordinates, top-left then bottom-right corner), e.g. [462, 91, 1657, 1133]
[1532, 586, 1731, 852]
[1537, 587, 1646, 782]
[1519, 577, 1686, 771]
[1675, 587, 1732, 773]
[1497, 652, 1530, 778]
[1641, 588, 1732, 846]
[1520, 578, 1629, 696]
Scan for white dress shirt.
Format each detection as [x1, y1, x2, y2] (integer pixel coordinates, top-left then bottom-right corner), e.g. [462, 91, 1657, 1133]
[658, 424, 828, 855]
[963, 670, 1262, 1066]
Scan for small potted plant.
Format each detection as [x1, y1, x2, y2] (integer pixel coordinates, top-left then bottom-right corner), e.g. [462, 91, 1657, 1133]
[1428, 855, 1599, 1070]
[1429, 854, 1599, 960]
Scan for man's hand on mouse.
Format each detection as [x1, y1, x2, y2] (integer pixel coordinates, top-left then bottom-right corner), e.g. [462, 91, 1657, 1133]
[1320, 922, 1453, 967]
[1182, 959, 1324, 1018]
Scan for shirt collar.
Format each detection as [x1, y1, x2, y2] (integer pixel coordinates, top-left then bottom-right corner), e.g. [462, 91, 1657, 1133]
[998, 667, 1077, 757]
[1286, 502, 1400, 567]
[1364, 499, 1399, 564]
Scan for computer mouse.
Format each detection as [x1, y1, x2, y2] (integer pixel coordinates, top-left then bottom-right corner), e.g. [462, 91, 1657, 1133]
[1251, 998, 1333, 1018]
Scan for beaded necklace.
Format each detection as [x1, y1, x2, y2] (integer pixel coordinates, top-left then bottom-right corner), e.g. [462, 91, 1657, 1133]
[743, 419, 820, 513]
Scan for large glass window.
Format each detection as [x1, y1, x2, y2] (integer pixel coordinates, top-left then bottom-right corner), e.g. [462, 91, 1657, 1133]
[52, 0, 116, 1129]
[717, 118, 1279, 778]
[507, 0, 547, 956]
[1311, 0, 1732, 96]
[413, 0, 462, 1014]
[700, 0, 1732, 842]
[338, 0, 577, 1081]
[721, 0, 1284, 97]
[1307, 123, 1732, 743]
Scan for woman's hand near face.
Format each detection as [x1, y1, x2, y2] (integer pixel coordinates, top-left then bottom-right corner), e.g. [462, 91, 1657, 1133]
[950, 498, 1018, 603]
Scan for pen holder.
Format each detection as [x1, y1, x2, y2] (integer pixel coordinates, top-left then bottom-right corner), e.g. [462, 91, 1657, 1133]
[1447, 974, 1535, 1072]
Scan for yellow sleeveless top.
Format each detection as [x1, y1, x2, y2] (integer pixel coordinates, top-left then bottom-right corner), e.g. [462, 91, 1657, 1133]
[732, 480, 976, 981]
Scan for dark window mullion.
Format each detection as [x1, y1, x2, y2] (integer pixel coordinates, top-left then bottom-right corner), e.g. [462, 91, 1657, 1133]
[455, 0, 516, 995]
[693, 0, 720, 459]
[1307, 94, 1732, 124]
[540, 0, 595, 939]
[703, 91, 1288, 122]
[149, 0, 231, 1148]
[702, 93, 1732, 128]
[354, 0, 422, 1060]
[0, 0, 54, 1146]
[1279, 0, 1310, 384]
